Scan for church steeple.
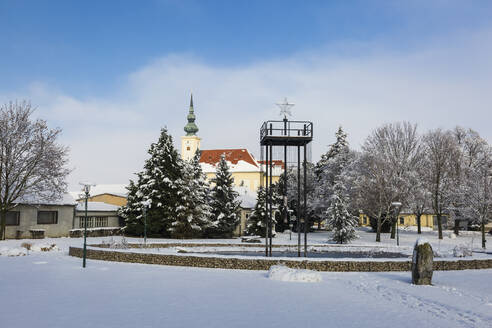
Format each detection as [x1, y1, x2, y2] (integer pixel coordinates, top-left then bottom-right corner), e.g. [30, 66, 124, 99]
[184, 93, 199, 136]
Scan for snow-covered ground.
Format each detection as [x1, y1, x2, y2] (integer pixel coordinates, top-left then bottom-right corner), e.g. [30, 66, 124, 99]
[1, 229, 491, 328]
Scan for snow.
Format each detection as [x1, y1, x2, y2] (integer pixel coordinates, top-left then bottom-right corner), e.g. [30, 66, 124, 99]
[201, 159, 260, 173]
[453, 245, 473, 257]
[76, 201, 120, 211]
[0, 243, 491, 328]
[15, 192, 77, 206]
[268, 265, 323, 283]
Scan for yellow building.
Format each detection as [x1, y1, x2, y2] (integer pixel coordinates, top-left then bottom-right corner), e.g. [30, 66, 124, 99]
[74, 184, 128, 206]
[359, 212, 441, 230]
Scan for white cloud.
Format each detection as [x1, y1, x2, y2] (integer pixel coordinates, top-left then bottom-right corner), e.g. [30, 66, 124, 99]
[3, 28, 492, 190]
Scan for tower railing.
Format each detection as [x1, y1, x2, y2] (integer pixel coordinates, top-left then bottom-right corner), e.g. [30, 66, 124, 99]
[260, 120, 313, 145]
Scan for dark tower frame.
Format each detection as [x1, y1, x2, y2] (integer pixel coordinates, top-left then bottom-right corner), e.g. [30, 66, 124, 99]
[260, 119, 313, 257]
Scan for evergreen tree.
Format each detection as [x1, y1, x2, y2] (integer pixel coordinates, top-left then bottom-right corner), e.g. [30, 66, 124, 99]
[119, 179, 144, 235]
[271, 176, 288, 232]
[207, 155, 241, 238]
[119, 128, 184, 238]
[171, 151, 213, 238]
[315, 126, 349, 180]
[326, 179, 358, 244]
[245, 187, 269, 237]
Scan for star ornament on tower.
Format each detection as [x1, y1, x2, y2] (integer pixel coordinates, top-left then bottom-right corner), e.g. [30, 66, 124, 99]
[276, 97, 294, 119]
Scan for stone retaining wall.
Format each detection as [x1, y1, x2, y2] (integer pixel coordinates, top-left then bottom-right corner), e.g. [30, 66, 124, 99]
[69, 247, 492, 272]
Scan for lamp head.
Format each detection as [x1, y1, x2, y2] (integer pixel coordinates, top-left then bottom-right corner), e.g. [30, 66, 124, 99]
[79, 182, 96, 195]
[391, 202, 402, 208]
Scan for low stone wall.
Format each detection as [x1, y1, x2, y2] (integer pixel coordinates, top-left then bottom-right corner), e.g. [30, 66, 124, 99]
[69, 228, 122, 238]
[68, 247, 492, 272]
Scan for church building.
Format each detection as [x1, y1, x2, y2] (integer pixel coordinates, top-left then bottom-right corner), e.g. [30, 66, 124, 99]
[180, 95, 283, 192]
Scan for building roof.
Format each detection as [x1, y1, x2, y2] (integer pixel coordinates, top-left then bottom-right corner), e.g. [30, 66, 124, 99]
[200, 149, 261, 173]
[200, 148, 258, 167]
[184, 94, 199, 136]
[16, 193, 77, 206]
[76, 201, 120, 212]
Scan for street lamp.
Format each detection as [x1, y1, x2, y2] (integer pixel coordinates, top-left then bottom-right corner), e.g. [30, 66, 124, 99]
[79, 182, 95, 268]
[391, 202, 402, 246]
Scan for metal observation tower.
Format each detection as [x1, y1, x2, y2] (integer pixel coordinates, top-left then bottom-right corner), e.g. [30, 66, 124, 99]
[260, 99, 313, 257]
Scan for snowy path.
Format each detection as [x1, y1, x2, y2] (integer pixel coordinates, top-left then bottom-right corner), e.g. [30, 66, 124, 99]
[1, 251, 491, 328]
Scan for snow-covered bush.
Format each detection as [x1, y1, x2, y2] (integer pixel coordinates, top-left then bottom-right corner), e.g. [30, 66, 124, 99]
[453, 244, 473, 257]
[101, 236, 130, 249]
[268, 265, 322, 283]
[0, 247, 27, 257]
[31, 243, 58, 252]
[448, 232, 457, 239]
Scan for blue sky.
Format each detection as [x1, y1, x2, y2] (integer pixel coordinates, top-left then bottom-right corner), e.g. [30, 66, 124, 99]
[1, 1, 492, 188]
[3, 0, 491, 96]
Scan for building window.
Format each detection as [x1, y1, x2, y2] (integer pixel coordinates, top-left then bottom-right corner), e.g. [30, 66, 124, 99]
[186, 147, 190, 151]
[5, 211, 20, 226]
[37, 211, 58, 224]
[79, 216, 108, 228]
[363, 217, 367, 224]
[399, 217, 404, 225]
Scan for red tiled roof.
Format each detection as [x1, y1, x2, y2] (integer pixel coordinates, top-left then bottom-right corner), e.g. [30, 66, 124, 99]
[257, 160, 285, 170]
[200, 149, 258, 167]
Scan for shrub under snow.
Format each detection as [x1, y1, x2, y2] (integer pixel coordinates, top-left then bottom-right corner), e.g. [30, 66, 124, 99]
[453, 245, 473, 257]
[268, 265, 322, 283]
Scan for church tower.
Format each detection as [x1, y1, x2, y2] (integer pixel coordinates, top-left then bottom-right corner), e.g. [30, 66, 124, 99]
[181, 94, 201, 161]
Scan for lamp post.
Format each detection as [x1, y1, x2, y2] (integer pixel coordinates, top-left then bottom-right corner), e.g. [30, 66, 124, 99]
[79, 182, 95, 268]
[143, 205, 147, 246]
[391, 202, 402, 246]
[142, 199, 151, 247]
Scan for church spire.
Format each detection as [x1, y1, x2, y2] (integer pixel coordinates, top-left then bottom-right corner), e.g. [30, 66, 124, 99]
[184, 93, 199, 136]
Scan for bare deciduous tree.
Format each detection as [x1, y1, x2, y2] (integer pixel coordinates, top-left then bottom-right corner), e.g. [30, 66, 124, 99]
[0, 101, 70, 239]
[423, 129, 457, 240]
[358, 122, 423, 242]
[461, 143, 492, 248]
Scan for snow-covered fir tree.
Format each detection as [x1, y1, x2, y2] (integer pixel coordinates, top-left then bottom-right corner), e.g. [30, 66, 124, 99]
[245, 186, 269, 237]
[118, 179, 144, 235]
[119, 128, 185, 238]
[315, 126, 350, 197]
[207, 154, 241, 238]
[171, 151, 213, 238]
[326, 179, 358, 244]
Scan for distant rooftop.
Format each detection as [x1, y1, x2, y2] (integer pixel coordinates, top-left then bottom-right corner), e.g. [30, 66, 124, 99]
[71, 184, 128, 199]
[16, 193, 77, 206]
[76, 201, 120, 212]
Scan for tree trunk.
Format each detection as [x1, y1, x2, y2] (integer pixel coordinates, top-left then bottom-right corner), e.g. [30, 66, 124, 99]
[437, 214, 443, 240]
[481, 220, 486, 249]
[454, 219, 460, 236]
[0, 210, 6, 240]
[376, 217, 381, 242]
[416, 214, 422, 234]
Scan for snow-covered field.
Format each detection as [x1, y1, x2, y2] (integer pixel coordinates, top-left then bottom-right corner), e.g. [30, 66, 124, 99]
[1, 229, 491, 328]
